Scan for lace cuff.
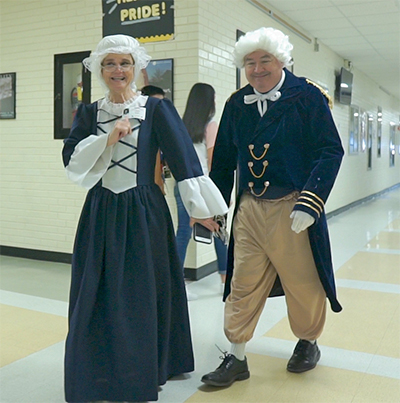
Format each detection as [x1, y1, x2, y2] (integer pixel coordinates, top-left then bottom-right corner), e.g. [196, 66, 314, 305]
[66, 134, 112, 189]
[178, 176, 229, 219]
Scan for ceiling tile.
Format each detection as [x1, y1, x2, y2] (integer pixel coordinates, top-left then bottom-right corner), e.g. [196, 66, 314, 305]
[337, 1, 400, 16]
[261, 0, 332, 12]
[357, 23, 400, 35]
[347, 13, 400, 26]
[285, 7, 344, 21]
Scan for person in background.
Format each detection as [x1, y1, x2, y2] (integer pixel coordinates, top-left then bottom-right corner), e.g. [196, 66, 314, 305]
[62, 34, 228, 403]
[141, 84, 165, 99]
[201, 27, 344, 387]
[141, 85, 166, 194]
[175, 83, 228, 300]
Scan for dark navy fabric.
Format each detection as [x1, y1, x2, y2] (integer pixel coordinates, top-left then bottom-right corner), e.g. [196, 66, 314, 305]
[62, 97, 201, 402]
[211, 69, 344, 313]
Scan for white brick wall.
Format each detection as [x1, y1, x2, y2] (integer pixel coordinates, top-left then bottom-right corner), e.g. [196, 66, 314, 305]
[1, 0, 399, 268]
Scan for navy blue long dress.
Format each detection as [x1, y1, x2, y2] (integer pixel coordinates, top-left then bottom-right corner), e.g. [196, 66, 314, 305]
[62, 94, 228, 402]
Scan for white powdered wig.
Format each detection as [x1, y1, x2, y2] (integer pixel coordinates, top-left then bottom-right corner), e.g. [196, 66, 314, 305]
[233, 27, 294, 68]
[83, 35, 151, 91]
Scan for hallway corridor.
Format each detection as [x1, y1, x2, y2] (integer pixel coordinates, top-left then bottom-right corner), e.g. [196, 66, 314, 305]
[1, 187, 399, 402]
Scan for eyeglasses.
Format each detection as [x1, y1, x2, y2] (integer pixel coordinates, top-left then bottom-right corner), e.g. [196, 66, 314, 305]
[101, 62, 134, 72]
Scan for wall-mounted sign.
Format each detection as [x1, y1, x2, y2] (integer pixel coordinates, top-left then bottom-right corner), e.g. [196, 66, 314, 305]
[0, 73, 16, 119]
[102, 0, 174, 43]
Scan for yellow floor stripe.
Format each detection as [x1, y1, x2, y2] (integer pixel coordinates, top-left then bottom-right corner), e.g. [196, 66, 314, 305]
[336, 251, 400, 284]
[264, 288, 399, 358]
[0, 304, 67, 367]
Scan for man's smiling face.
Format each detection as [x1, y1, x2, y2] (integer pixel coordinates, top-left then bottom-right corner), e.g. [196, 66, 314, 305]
[244, 50, 284, 93]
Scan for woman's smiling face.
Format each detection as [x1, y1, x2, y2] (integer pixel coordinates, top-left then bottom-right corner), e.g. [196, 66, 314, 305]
[101, 53, 135, 96]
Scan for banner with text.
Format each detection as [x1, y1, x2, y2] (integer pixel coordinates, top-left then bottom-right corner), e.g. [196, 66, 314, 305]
[102, 0, 174, 43]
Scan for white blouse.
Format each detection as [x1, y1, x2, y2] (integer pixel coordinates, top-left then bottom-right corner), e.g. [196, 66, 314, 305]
[65, 95, 228, 219]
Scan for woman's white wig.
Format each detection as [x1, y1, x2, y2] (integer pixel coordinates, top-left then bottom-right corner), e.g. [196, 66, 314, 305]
[83, 34, 151, 91]
[233, 27, 293, 68]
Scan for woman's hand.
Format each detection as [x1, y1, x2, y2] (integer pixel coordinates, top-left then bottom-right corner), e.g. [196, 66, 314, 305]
[107, 117, 132, 146]
[190, 217, 219, 232]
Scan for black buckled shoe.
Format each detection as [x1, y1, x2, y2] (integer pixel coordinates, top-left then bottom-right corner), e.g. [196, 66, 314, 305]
[287, 339, 321, 373]
[201, 353, 250, 387]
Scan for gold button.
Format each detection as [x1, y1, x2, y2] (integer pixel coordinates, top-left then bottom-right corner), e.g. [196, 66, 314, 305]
[248, 144, 254, 150]
[263, 160, 269, 166]
[264, 181, 270, 187]
[248, 182, 254, 187]
[264, 143, 270, 149]
[248, 161, 253, 167]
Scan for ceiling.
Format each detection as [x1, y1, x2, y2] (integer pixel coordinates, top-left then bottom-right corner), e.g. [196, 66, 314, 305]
[256, 0, 400, 100]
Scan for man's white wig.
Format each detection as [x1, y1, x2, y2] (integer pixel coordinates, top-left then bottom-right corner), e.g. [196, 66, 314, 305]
[233, 27, 293, 68]
[83, 34, 151, 91]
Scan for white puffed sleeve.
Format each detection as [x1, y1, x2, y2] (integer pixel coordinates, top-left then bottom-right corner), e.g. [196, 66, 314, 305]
[178, 176, 229, 219]
[65, 134, 113, 189]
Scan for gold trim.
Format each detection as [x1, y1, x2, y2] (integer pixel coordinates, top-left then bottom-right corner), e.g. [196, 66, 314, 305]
[297, 196, 323, 213]
[248, 144, 269, 160]
[306, 79, 333, 109]
[248, 181, 270, 197]
[296, 202, 320, 217]
[301, 190, 324, 207]
[248, 160, 268, 178]
[137, 34, 174, 43]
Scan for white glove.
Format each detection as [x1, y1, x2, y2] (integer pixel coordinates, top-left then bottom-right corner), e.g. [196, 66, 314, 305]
[290, 210, 315, 234]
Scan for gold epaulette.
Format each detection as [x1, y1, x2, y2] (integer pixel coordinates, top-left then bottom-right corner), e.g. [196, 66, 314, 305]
[306, 79, 333, 109]
[227, 88, 241, 102]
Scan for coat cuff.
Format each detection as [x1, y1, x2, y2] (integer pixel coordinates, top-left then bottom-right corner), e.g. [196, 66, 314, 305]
[293, 190, 324, 221]
[178, 176, 229, 219]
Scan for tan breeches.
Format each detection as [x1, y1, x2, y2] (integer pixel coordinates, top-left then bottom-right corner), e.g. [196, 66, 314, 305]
[224, 193, 326, 344]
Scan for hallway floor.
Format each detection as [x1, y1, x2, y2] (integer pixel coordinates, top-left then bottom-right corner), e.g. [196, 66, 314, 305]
[1, 187, 399, 402]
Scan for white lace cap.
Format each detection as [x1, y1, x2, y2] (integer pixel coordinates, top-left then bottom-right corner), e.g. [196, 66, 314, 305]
[83, 35, 151, 91]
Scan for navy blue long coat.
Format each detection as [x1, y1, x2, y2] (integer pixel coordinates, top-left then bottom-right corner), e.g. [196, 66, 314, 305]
[210, 69, 344, 313]
[62, 97, 202, 402]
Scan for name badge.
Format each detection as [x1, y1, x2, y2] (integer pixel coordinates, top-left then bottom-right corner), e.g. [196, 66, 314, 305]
[123, 107, 146, 120]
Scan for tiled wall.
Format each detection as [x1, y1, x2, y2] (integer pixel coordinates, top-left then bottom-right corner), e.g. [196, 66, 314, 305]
[1, 0, 399, 269]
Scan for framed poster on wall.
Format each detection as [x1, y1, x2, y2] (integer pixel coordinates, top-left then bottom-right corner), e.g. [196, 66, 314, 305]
[0, 72, 16, 119]
[349, 105, 360, 154]
[54, 51, 91, 139]
[137, 58, 174, 102]
[236, 30, 247, 90]
[360, 109, 367, 152]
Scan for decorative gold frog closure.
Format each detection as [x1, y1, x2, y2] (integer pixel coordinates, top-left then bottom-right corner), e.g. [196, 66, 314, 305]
[248, 160, 269, 178]
[248, 143, 270, 160]
[248, 181, 270, 197]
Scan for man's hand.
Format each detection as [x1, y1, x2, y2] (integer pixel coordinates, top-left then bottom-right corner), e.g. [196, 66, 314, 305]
[190, 217, 219, 232]
[290, 211, 315, 233]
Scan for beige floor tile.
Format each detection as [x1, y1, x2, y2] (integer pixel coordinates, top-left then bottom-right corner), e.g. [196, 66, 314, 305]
[0, 304, 68, 367]
[365, 231, 400, 250]
[0, 343, 36, 367]
[335, 251, 400, 284]
[351, 372, 400, 402]
[264, 289, 400, 358]
[186, 353, 397, 403]
[376, 304, 400, 358]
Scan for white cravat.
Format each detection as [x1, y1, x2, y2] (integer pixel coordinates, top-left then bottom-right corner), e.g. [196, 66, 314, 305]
[244, 70, 286, 117]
